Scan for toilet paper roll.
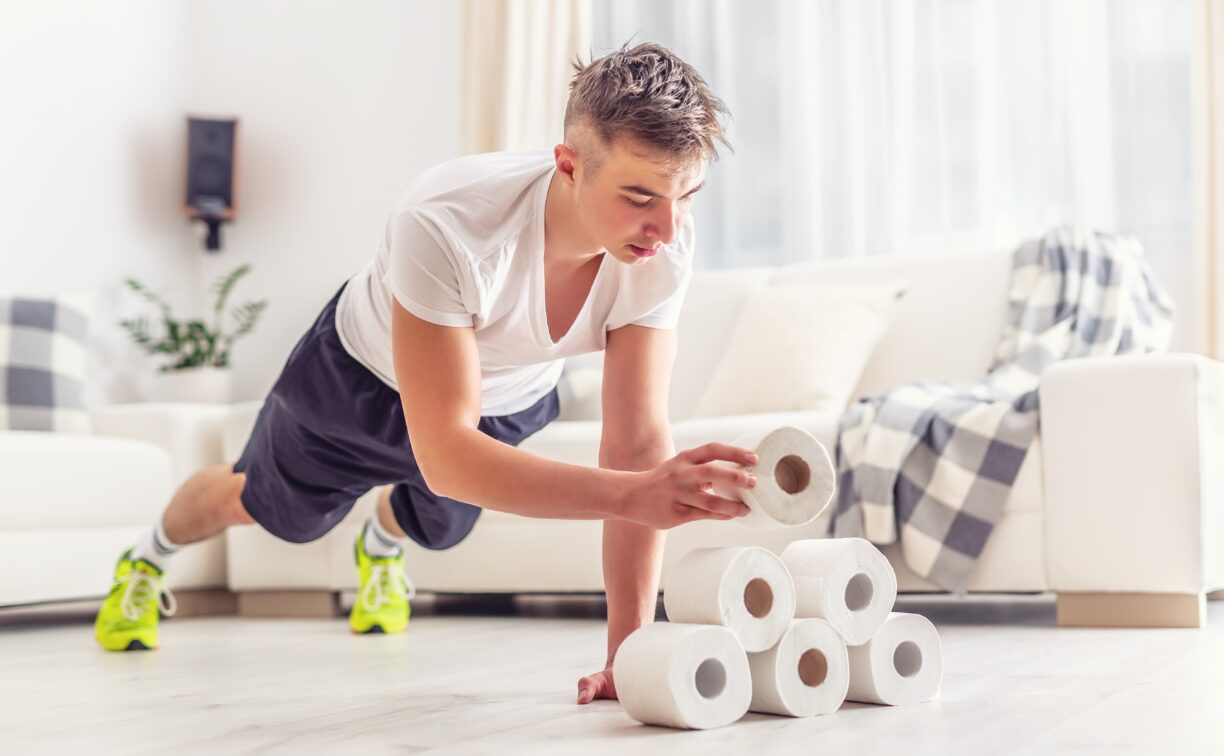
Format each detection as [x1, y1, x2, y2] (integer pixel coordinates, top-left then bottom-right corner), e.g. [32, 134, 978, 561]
[846, 612, 943, 705]
[613, 622, 752, 730]
[779, 537, 898, 646]
[747, 618, 849, 717]
[710, 426, 836, 529]
[664, 546, 796, 652]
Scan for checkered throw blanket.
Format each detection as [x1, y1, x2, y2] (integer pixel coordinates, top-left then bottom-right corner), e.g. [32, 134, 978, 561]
[828, 227, 1175, 594]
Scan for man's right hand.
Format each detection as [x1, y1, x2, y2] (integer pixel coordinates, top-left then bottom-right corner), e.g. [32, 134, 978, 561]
[615, 442, 760, 530]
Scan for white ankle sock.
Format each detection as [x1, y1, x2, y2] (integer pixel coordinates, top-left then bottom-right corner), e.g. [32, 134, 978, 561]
[130, 519, 182, 571]
[364, 514, 404, 558]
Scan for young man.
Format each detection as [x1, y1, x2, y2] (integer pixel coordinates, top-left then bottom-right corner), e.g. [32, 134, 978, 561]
[94, 42, 759, 705]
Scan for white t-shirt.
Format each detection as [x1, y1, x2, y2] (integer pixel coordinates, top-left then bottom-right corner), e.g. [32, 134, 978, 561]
[335, 151, 695, 417]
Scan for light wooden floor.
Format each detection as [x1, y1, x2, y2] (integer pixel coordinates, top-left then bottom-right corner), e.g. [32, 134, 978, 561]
[2, 594, 1221, 755]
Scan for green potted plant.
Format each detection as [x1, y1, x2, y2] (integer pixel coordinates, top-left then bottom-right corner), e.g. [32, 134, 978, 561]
[119, 264, 267, 403]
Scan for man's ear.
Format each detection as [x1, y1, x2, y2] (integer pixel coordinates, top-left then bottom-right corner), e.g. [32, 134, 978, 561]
[554, 143, 580, 187]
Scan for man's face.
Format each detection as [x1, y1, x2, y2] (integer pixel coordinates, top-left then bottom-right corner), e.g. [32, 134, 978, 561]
[571, 137, 706, 266]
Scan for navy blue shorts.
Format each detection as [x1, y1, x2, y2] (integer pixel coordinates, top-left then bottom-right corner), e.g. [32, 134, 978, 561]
[232, 285, 560, 547]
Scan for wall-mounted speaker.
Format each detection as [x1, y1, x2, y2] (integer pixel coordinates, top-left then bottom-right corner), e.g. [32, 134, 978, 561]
[185, 117, 238, 251]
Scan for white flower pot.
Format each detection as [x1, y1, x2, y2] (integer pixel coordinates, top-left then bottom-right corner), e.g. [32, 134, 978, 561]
[146, 367, 233, 404]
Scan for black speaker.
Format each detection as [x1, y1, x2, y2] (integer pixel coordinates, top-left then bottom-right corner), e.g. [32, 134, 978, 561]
[185, 117, 238, 251]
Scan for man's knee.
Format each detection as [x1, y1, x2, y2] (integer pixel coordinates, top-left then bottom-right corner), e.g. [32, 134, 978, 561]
[421, 524, 472, 551]
[414, 505, 481, 551]
[225, 471, 255, 526]
[387, 482, 482, 550]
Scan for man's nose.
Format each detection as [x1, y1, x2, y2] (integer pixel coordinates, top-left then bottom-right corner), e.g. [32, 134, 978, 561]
[644, 204, 680, 246]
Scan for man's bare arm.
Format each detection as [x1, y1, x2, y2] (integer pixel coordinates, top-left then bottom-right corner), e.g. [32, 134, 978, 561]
[577, 324, 758, 704]
[390, 299, 752, 527]
[597, 325, 678, 663]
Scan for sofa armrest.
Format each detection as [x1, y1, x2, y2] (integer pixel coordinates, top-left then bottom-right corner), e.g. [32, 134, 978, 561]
[1039, 353, 1224, 595]
[89, 403, 232, 485]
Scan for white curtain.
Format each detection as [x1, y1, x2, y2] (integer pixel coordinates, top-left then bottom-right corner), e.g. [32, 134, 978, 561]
[595, 0, 1199, 351]
[463, 0, 591, 154]
[1195, 0, 1224, 358]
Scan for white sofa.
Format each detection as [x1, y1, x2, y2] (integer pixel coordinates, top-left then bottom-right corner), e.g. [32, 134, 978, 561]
[220, 247, 1224, 627]
[0, 405, 231, 609]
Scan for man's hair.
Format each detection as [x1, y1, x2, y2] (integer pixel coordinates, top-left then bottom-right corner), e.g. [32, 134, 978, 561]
[564, 42, 731, 170]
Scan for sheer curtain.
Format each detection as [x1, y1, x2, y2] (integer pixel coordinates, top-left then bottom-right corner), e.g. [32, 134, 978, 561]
[594, 0, 1199, 351]
[462, 0, 590, 154]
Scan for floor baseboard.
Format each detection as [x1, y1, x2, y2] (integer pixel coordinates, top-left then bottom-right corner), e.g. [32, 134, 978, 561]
[1056, 591, 1206, 628]
[236, 590, 342, 619]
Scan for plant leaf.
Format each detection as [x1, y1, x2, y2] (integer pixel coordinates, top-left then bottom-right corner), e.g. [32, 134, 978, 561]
[212, 264, 251, 328]
[124, 278, 172, 318]
[221, 299, 268, 355]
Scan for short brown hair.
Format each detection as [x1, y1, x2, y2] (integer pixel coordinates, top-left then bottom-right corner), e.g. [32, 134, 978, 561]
[564, 42, 731, 167]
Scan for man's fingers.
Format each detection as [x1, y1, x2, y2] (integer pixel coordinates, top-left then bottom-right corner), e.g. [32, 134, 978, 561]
[577, 670, 616, 704]
[600, 669, 617, 700]
[578, 673, 606, 704]
[691, 461, 757, 491]
[679, 491, 748, 518]
[683, 442, 759, 467]
[577, 676, 596, 705]
[684, 506, 736, 524]
[674, 504, 737, 527]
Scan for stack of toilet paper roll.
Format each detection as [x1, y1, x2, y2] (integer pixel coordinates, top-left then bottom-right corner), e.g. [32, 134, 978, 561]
[614, 539, 944, 730]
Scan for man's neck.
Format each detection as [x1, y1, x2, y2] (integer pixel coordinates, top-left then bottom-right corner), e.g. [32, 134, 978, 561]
[543, 170, 604, 273]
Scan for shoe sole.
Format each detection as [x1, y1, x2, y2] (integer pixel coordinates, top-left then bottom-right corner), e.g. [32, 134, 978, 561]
[352, 623, 410, 635]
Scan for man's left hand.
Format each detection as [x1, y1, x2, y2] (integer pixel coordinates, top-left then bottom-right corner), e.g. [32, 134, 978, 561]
[577, 666, 616, 704]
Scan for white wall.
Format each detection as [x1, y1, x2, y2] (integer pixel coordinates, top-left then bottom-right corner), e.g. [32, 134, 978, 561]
[185, 0, 463, 400]
[1, 0, 463, 403]
[0, 0, 199, 403]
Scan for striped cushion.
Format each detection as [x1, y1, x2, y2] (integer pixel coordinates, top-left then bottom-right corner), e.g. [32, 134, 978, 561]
[0, 298, 90, 433]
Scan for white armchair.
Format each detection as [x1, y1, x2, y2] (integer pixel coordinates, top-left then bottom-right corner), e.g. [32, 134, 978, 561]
[0, 403, 233, 612]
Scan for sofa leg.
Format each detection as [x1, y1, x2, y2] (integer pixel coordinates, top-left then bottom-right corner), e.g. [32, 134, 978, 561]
[237, 590, 342, 619]
[168, 589, 238, 618]
[1055, 592, 1206, 629]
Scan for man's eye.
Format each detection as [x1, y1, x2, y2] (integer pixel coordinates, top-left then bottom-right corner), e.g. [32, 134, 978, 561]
[626, 197, 652, 208]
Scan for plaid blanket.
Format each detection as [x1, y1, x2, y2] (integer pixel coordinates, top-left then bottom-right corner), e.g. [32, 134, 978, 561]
[827, 226, 1175, 595]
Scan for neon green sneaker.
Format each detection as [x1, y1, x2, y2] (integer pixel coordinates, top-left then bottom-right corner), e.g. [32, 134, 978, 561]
[94, 548, 177, 652]
[350, 523, 414, 634]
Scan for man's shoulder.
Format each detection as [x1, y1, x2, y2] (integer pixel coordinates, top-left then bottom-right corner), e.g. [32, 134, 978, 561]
[387, 150, 554, 263]
[396, 150, 554, 208]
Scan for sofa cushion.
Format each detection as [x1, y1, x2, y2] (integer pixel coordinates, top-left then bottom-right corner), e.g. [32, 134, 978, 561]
[691, 281, 906, 417]
[772, 248, 1015, 400]
[0, 297, 91, 433]
[669, 267, 776, 420]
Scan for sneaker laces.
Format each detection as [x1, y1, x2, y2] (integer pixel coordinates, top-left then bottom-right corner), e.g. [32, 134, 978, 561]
[360, 561, 416, 612]
[119, 568, 177, 622]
